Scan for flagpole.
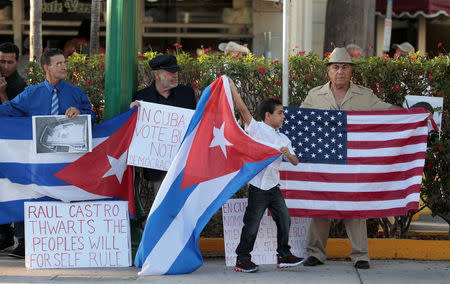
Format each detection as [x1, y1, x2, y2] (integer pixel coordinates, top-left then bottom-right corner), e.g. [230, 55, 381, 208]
[282, 0, 289, 106]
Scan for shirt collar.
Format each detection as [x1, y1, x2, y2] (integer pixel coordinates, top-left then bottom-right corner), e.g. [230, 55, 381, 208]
[5, 70, 20, 81]
[151, 82, 174, 100]
[261, 121, 279, 133]
[44, 80, 64, 93]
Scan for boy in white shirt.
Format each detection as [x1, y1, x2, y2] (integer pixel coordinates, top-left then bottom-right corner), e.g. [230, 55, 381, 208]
[229, 79, 304, 273]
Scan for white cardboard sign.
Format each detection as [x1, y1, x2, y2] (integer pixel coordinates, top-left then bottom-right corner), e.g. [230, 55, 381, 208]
[222, 198, 310, 266]
[127, 102, 194, 171]
[24, 201, 131, 269]
[404, 95, 444, 134]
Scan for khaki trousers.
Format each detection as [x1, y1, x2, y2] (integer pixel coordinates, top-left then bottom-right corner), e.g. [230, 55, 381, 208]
[306, 218, 370, 263]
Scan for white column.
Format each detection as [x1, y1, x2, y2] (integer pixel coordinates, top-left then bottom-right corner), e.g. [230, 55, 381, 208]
[282, 0, 289, 106]
[13, 0, 24, 54]
[376, 16, 385, 56]
[288, 0, 313, 54]
[418, 16, 426, 55]
[139, 0, 145, 52]
[302, 0, 312, 52]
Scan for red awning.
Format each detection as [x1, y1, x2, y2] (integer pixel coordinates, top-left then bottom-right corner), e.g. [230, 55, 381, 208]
[376, 0, 450, 18]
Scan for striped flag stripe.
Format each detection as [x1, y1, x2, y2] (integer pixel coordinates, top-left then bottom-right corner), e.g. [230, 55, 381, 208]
[287, 205, 420, 219]
[285, 192, 419, 211]
[283, 184, 419, 201]
[347, 108, 427, 116]
[347, 121, 426, 132]
[347, 112, 429, 124]
[281, 167, 423, 183]
[281, 158, 424, 173]
[347, 143, 427, 157]
[0, 138, 107, 163]
[347, 135, 427, 149]
[280, 176, 421, 192]
[0, 179, 106, 202]
[347, 152, 426, 165]
[347, 127, 428, 141]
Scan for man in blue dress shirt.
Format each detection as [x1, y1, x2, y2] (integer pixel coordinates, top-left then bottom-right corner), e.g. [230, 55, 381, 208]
[0, 48, 95, 258]
[0, 48, 95, 121]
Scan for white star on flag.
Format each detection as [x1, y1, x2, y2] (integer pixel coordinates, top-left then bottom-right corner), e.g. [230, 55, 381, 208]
[103, 150, 128, 183]
[209, 122, 233, 158]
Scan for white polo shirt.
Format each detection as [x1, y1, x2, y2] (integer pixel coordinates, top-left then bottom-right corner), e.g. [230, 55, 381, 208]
[245, 118, 295, 190]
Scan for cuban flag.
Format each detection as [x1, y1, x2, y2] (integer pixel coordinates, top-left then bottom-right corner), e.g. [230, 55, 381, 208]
[135, 76, 281, 275]
[0, 108, 138, 224]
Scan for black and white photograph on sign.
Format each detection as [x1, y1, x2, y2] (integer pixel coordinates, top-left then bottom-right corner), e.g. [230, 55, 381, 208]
[403, 95, 444, 136]
[32, 115, 92, 154]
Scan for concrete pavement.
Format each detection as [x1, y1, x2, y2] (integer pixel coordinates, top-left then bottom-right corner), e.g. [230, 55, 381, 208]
[0, 254, 449, 284]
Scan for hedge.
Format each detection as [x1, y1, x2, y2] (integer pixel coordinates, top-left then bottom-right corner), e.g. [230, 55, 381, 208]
[24, 51, 449, 238]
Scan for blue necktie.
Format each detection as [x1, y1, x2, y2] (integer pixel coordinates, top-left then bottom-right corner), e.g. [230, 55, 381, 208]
[51, 88, 59, 115]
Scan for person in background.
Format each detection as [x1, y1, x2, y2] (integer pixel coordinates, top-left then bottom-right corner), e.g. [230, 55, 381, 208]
[346, 44, 364, 60]
[301, 47, 402, 270]
[218, 41, 250, 56]
[392, 42, 415, 57]
[0, 42, 27, 255]
[0, 48, 95, 258]
[0, 42, 26, 103]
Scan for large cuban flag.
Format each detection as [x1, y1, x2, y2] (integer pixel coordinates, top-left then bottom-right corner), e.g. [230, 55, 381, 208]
[0, 108, 138, 224]
[135, 76, 281, 275]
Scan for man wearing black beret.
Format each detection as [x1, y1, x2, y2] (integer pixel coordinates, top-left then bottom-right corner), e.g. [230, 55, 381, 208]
[130, 54, 196, 196]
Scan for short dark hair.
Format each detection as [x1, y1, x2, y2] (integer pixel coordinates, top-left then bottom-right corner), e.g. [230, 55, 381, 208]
[40, 48, 64, 70]
[0, 42, 20, 60]
[257, 98, 283, 121]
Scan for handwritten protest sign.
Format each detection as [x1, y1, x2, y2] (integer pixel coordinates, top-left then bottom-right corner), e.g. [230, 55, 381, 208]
[24, 201, 131, 269]
[222, 198, 310, 266]
[404, 95, 444, 134]
[127, 102, 194, 171]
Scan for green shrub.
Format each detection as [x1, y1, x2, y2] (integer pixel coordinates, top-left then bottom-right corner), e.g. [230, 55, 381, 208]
[25, 51, 449, 237]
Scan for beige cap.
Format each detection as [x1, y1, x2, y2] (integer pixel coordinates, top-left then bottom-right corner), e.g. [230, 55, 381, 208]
[392, 42, 415, 54]
[327, 47, 354, 65]
[218, 41, 250, 55]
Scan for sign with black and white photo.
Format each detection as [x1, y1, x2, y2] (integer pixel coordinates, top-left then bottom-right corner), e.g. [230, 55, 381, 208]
[404, 95, 444, 134]
[32, 115, 92, 154]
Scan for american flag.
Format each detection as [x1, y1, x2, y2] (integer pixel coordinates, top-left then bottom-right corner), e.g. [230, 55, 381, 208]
[279, 107, 430, 219]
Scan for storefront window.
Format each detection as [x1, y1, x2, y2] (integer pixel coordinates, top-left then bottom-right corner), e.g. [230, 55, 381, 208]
[143, 0, 252, 54]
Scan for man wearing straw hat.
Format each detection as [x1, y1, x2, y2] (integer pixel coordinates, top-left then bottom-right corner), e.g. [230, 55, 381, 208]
[301, 48, 401, 269]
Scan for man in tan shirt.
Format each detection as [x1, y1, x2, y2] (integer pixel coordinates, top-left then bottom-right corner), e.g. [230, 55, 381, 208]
[301, 48, 401, 269]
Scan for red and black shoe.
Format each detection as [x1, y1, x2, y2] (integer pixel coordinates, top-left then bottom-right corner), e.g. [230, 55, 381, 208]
[234, 259, 259, 273]
[277, 254, 304, 268]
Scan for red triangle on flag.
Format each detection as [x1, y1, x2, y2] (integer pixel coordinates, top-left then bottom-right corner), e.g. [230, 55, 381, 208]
[180, 77, 280, 190]
[54, 111, 138, 216]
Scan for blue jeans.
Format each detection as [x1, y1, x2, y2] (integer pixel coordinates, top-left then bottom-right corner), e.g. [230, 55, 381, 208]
[235, 184, 292, 260]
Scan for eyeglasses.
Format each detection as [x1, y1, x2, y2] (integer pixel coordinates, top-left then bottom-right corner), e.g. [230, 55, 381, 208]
[53, 61, 66, 67]
[330, 64, 351, 72]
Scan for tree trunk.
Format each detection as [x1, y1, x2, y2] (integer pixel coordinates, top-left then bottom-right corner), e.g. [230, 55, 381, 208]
[323, 0, 375, 57]
[29, 0, 42, 61]
[90, 0, 101, 56]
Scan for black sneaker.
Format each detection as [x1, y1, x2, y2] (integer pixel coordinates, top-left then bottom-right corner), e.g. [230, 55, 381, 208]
[0, 234, 15, 251]
[354, 260, 370, 269]
[234, 259, 259, 273]
[8, 239, 24, 259]
[303, 256, 324, 266]
[277, 254, 304, 268]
